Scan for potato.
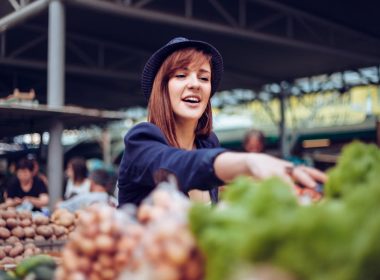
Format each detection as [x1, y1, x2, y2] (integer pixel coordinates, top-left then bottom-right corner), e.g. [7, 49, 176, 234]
[20, 218, 32, 227]
[3, 245, 12, 255]
[95, 234, 114, 253]
[137, 204, 153, 223]
[58, 213, 76, 227]
[155, 262, 181, 280]
[24, 227, 36, 238]
[58, 234, 68, 241]
[36, 225, 53, 238]
[14, 255, 24, 264]
[6, 236, 19, 244]
[67, 272, 86, 280]
[100, 268, 116, 280]
[18, 210, 32, 220]
[1, 209, 17, 220]
[33, 215, 49, 225]
[0, 218, 6, 227]
[23, 248, 35, 258]
[34, 235, 45, 241]
[62, 249, 79, 272]
[6, 217, 18, 229]
[0, 257, 15, 265]
[11, 226, 25, 239]
[88, 272, 102, 280]
[9, 245, 24, 258]
[0, 248, 5, 259]
[0, 227, 11, 239]
[152, 190, 172, 208]
[164, 241, 189, 266]
[52, 224, 67, 237]
[97, 253, 113, 269]
[77, 238, 96, 256]
[76, 256, 91, 273]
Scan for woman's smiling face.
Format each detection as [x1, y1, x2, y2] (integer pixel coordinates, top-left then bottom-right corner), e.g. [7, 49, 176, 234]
[168, 61, 211, 124]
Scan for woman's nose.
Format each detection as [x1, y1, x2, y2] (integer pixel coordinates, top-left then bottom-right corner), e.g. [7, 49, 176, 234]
[187, 73, 200, 89]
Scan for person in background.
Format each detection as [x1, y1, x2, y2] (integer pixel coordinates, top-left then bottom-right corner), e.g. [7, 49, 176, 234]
[64, 157, 91, 200]
[243, 129, 265, 153]
[57, 169, 117, 212]
[5, 158, 49, 211]
[117, 37, 327, 206]
[28, 155, 49, 188]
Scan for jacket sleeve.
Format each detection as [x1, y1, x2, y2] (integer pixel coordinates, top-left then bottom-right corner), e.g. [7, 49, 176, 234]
[118, 122, 226, 193]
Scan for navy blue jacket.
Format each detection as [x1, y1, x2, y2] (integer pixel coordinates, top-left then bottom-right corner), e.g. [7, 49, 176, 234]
[117, 122, 226, 206]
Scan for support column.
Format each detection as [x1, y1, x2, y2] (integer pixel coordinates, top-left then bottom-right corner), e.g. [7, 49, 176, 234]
[279, 85, 290, 158]
[102, 128, 111, 166]
[47, 0, 65, 209]
[47, 120, 64, 209]
[47, 0, 65, 107]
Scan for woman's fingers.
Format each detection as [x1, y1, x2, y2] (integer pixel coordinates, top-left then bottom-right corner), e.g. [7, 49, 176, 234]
[245, 154, 327, 190]
[291, 167, 317, 189]
[291, 165, 327, 189]
[299, 166, 328, 183]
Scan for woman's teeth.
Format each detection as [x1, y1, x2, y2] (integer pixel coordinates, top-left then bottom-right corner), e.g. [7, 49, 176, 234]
[183, 97, 200, 103]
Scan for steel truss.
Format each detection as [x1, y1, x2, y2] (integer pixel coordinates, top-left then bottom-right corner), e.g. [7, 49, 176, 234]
[1, 0, 380, 84]
[70, 0, 380, 62]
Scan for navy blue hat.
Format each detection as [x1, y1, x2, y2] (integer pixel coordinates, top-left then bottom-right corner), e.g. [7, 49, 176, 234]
[141, 37, 224, 100]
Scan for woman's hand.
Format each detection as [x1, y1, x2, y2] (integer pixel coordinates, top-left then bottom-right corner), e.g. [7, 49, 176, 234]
[289, 165, 327, 189]
[245, 153, 294, 184]
[215, 152, 327, 189]
[245, 153, 327, 189]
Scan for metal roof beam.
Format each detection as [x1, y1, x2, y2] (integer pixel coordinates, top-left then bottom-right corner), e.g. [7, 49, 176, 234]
[8, 34, 46, 58]
[0, 57, 140, 80]
[23, 24, 151, 58]
[208, 0, 237, 27]
[250, 0, 380, 44]
[67, 0, 380, 63]
[8, 0, 21, 11]
[0, 0, 50, 32]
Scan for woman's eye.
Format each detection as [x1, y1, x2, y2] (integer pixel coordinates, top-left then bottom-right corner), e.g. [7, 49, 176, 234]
[200, 77, 210, 81]
[175, 74, 186, 78]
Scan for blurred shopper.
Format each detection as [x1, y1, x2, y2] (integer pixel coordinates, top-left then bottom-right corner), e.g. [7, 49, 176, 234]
[64, 157, 91, 199]
[28, 155, 49, 188]
[243, 129, 265, 153]
[57, 169, 117, 212]
[5, 158, 49, 211]
[117, 37, 327, 206]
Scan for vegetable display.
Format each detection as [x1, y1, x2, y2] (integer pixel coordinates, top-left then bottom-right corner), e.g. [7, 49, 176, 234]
[190, 142, 380, 280]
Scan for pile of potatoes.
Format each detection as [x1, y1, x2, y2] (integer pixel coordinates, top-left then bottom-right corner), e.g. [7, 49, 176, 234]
[0, 208, 76, 244]
[0, 208, 77, 265]
[0, 242, 41, 266]
[55, 205, 143, 280]
[57, 181, 205, 280]
[134, 187, 204, 280]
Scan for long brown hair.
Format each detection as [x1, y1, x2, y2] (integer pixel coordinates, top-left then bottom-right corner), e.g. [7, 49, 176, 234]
[147, 48, 213, 148]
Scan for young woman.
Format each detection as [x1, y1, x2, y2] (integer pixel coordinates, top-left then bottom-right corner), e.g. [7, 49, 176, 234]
[64, 157, 91, 199]
[5, 158, 49, 211]
[117, 37, 326, 206]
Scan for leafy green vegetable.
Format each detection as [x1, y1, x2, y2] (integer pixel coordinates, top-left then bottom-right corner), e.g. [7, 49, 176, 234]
[190, 142, 380, 280]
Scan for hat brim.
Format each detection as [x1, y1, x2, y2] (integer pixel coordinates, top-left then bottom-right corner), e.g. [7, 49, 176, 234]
[141, 39, 223, 100]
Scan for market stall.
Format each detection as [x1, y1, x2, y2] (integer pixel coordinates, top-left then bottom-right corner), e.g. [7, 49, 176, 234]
[0, 141, 379, 280]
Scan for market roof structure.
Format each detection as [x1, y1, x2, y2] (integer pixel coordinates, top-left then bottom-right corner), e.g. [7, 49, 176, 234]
[1, 0, 380, 110]
[0, 104, 126, 138]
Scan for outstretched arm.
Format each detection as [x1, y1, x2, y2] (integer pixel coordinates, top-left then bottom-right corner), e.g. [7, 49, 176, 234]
[214, 152, 327, 188]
